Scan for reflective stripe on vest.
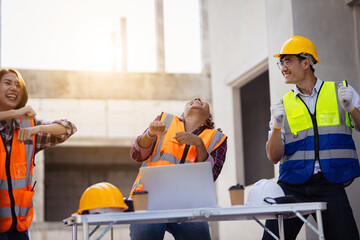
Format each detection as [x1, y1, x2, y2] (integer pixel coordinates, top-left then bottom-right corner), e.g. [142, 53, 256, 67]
[281, 81, 360, 184]
[130, 112, 227, 196]
[0, 177, 32, 190]
[0, 119, 36, 233]
[0, 204, 33, 218]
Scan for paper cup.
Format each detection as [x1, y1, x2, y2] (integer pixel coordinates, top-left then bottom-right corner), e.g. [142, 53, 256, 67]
[132, 191, 149, 211]
[229, 184, 244, 205]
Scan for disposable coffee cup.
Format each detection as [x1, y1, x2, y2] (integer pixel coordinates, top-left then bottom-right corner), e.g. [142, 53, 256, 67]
[132, 191, 149, 211]
[228, 184, 244, 206]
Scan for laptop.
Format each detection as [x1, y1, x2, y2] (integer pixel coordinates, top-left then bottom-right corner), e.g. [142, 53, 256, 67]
[140, 162, 218, 211]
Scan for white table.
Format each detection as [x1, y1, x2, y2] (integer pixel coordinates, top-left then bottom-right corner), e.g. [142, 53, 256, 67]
[63, 202, 326, 240]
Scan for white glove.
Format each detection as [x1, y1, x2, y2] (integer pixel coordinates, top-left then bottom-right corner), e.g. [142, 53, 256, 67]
[271, 100, 285, 129]
[338, 83, 355, 112]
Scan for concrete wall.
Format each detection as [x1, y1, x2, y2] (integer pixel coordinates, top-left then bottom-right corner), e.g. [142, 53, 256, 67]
[289, 0, 360, 238]
[20, 70, 211, 101]
[11, 0, 360, 239]
[271, 0, 360, 238]
[26, 98, 187, 142]
[208, 0, 360, 239]
[28, 97, 190, 239]
[26, 92, 214, 240]
[207, 0, 269, 239]
[16, 2, 214, 238]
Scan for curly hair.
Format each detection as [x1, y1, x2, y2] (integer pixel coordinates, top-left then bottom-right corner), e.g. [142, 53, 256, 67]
[206, 114, 222, 132]
[181, 111, 222, 132]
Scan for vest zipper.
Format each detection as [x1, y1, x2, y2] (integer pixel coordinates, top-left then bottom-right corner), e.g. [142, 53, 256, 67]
[4, 136, 17, 230]
[310, 113, 320, 162]
[180, 145, 190, 164]
[297, 82, 323, 172]
[312, 83, 324, 171]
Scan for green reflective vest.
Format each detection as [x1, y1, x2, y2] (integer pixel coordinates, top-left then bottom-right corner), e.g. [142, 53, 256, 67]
[281, 81, 360, 184]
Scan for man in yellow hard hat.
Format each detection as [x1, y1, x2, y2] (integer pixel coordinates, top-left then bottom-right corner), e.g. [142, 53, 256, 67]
[263, 36, 360, 239]
[129, 98, 227, 240]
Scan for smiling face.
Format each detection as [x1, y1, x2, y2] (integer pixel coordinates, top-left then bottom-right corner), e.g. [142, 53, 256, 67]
[280, 55, 307, 85]
[0, 72, 24, 111]
[183, 98, 210, 122]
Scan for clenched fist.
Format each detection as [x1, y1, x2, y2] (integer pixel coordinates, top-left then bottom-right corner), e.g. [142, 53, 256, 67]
[18, 126, 39, 142]
[17, 105, 36, 120]
[338, 83, 355, 112]
[148, 121, 167, 137]
[271, 100, 285, 129]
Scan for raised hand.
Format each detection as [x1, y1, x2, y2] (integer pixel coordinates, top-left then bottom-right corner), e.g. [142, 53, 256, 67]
[271, 100, 285, 129]
[18, 105, 36, 119]
[17, 126, 39, 142]
[338, 83, 355, 112]
[148, 121, 167, 137]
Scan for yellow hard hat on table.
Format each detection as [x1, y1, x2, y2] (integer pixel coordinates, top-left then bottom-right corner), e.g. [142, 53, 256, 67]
[273, 35, 320, 64]
[77, 182, 128, 214]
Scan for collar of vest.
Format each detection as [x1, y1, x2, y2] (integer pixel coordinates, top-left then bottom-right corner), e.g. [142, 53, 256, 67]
[283, 81, 351, 136]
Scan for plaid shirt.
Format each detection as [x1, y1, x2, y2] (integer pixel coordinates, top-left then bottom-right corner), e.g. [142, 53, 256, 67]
[0, 118, 77, 155]
[130, 115, 227, 181]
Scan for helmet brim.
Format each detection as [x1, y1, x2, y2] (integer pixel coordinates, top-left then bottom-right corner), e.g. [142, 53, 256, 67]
[273, 53, 281, 58]
[273, 53, 319, 64]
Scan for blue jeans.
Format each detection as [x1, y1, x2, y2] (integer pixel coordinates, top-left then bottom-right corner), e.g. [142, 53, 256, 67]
[262, 175, 359, 240]
[0, 229, 29, 240]
[129, 222, 211, 240]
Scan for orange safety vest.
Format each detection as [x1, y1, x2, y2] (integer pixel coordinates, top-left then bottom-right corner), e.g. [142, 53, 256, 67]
[130, 113, 227, 197]
[0, 119, 36, 233]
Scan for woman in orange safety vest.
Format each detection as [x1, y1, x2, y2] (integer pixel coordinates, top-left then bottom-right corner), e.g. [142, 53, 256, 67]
[129, 98, 227, 240]
[0, 68, 77, 240]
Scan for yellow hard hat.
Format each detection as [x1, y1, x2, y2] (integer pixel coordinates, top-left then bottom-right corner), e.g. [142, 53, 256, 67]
[77, 182, 128, 214]
[273, 36, 319, 64]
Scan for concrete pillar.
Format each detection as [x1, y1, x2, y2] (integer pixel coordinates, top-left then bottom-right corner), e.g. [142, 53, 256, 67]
[121, 17, 128, 72]
[111, 32, 117, 72]
[199, 0, 211, 76]
[265, 0, 294, 179]
[266, 0, 294, 101]
[155, 0, 165, 72]
[0, 0, 2, 68]
[32, 151, 45, 223]
[266, 0, 360, 237]
[349, 2, 360, 90]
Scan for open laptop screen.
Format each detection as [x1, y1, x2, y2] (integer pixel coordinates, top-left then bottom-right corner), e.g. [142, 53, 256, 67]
[140, 162, 217, 210]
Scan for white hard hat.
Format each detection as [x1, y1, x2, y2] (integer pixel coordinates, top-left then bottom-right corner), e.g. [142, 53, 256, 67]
[245, 179, 285, 206]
